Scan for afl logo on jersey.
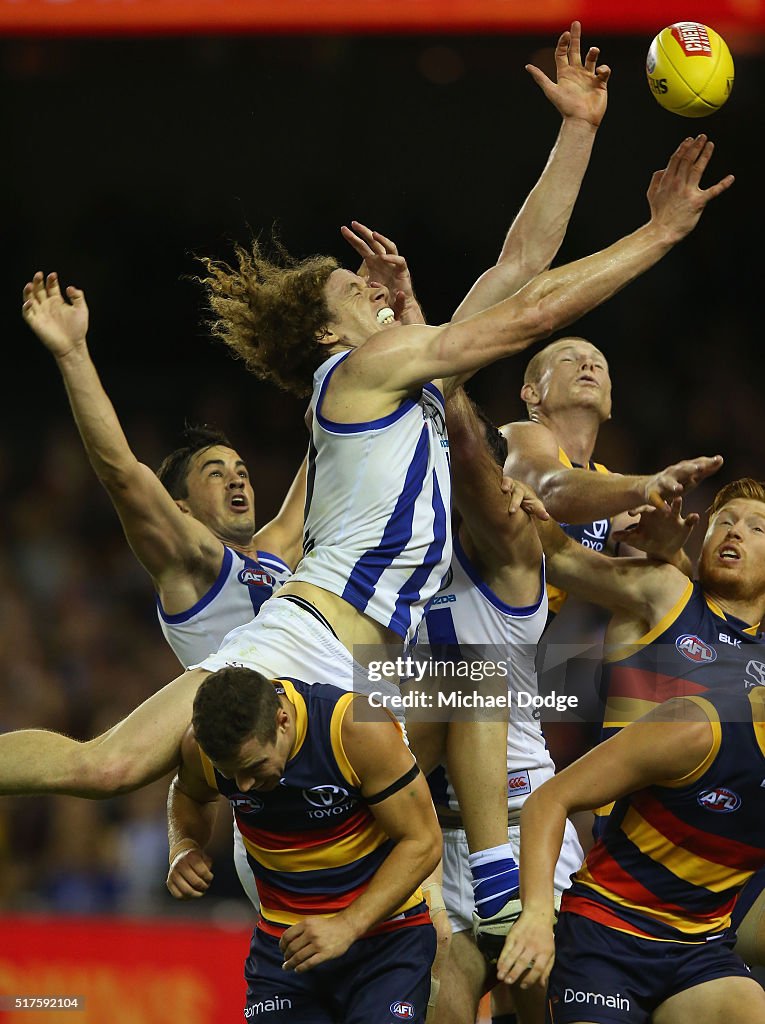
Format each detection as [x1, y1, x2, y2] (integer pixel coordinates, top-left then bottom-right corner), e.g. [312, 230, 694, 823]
[675, 634, 717, 664]
[230, 795, 264, 814]
[698, 787, 741, 813]
[238, 568, 275, 587]
[390, 1002, 416, 1020]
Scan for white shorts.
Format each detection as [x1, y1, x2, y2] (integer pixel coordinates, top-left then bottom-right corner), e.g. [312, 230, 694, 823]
[192, 595, 361, 690]
[441, 819, 583, 934]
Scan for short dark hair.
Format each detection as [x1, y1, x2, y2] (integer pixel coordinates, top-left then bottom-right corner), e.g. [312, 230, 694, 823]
[156, 424, 234, 500]
[192, 666, 281, 763]
[471, 399, 508, 469]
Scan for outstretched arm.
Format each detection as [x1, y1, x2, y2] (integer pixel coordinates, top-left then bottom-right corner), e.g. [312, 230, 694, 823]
[502, 420, 723, 524]
[537, 516, 689, 619]
[253, 456, 307, 571]
[342, 135, 733, 404]
[279, 705, 441, 972]
[453, 21, 609, 323]
[21, 272, 220, 587]
[446, 389, 548, 600]
[496, 699, 713, 987]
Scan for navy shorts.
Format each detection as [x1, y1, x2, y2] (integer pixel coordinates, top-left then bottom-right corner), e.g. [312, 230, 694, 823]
[243, 921, 436, 1023]
[546, 911, 752, 1024]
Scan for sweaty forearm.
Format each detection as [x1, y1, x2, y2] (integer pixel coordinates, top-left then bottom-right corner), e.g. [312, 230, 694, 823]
[452, 120, 597, 323]
[518, 790, 568, 914]
[526, 221, 675, 338]
[167, 777, 217, 858]
[537, 467, 646, 524]
[56, 346, 139, 486]
[335, 836, 439, 940]
[498, 118, 597, 274]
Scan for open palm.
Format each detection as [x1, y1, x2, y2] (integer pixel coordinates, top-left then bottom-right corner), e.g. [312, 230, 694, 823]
[22, 271, 89, 358]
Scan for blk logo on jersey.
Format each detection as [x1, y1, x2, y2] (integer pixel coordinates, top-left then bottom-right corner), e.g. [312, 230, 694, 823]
[698, 787, 742, 813]
[676, 634, 717, 664]
[390, 1002, 416, 1020]
[238, 567, 275, 587]
[745, 661, 765, 690]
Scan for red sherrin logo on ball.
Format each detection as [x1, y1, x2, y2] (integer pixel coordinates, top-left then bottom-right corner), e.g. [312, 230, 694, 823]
[671, 23, 712, 57]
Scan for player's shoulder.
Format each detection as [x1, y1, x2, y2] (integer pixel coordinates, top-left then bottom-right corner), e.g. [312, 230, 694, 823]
[501, 420, 559, 464]
[501, 419, 553, 443]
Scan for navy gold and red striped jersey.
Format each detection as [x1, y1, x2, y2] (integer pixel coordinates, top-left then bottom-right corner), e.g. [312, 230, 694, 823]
[601, 580, 764, 738]
[547, 448, 612, 616]
[198, 677, 428, 937]
[563, 688, 765, 943]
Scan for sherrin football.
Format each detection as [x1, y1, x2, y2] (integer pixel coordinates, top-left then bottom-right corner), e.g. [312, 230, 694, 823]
[646, 22, 734, 117]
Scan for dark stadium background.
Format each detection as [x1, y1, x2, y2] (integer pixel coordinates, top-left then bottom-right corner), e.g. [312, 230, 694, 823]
[0, 24, 762, 1015]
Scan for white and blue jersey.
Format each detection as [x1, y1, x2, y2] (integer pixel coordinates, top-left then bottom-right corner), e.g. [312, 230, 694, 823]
[294, 351, 452, 645]
[420, 533, 555, 812]
[157, 545, 291, 668]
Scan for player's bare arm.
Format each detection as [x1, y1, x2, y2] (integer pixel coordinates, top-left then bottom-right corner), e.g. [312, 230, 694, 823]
[503, 420, 723, 523]
[166, 728, 219, 900]
[496, 699, 713, 987]
[453, 21, 609, 322]
[21, 271, 225, 592]
[328, 135, 733, 418]
[446, 389, 548, 606]
[279, 702, 441, 973]
[252, 456, 308, 572]
[538, 517, 690, 634]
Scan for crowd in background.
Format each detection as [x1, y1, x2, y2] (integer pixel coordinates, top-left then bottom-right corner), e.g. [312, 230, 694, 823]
[1, 30, 761, 919]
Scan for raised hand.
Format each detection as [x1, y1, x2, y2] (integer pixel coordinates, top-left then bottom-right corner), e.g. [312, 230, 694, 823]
[340, 221, 425, 324]
[612, 494, 700, 562]
[526, 21, 610, 128]
[22, 271, 89, 360]
[500, 477, 550, 521]
[647, 136, 735, 243]
[644, 454, 723, 504]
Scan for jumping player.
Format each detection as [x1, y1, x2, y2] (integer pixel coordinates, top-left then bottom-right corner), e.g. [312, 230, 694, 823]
[412, 389, 583, 1024]
[502, 336, 721, 615]
[5, 132, 733, 950]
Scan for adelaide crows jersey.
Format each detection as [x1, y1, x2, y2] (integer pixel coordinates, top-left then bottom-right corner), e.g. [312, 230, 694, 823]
[199, 677, 429, 937]
[564, 688, 765, 942]
[548, 447, 612, 616]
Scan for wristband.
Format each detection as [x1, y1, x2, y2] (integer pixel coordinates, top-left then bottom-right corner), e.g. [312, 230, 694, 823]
[168, 838, 200, 866]
[422, 881, 446, 916]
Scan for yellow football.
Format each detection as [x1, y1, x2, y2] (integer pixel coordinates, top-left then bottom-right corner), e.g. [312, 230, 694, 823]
[646, 22, 734, 117]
